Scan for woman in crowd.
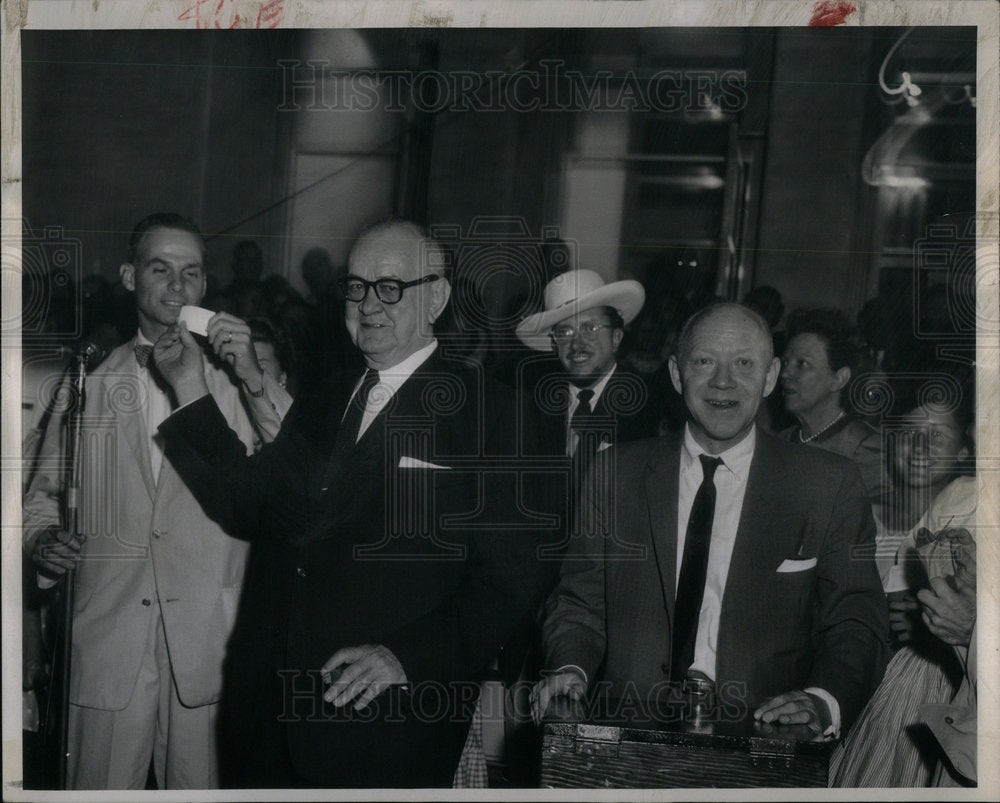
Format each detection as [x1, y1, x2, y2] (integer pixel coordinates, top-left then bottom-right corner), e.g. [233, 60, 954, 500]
[249, 316, 293, 393]
[830, 375, 975, 787]
[779, 308, 884, 498]
[246, 317, 295, 447]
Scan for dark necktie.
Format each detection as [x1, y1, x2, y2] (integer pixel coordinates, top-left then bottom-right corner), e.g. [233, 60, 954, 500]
[570, 388, 596, 456]
[134, 344, 153, 368]
[671, 454, 724, 681]
[336, 369, 380, 450]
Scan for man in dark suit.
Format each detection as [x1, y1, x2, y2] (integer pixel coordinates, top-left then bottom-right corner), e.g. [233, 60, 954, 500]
[153, 221, 545, 787]
[516, 269, 656, 466]
[515, 270, 662, 575]
[531, 302, 888, 738]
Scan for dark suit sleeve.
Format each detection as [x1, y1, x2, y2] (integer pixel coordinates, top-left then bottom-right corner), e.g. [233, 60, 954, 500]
[807, 465, 889, 731]
[159, 394, 284, 540]
[538, 450, 610, 683]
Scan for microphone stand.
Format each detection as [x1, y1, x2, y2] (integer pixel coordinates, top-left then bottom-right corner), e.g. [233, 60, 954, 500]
[54, 350, 90, 789]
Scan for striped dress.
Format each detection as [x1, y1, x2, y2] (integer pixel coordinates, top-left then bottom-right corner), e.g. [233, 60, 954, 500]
[829, 477, 977, 787]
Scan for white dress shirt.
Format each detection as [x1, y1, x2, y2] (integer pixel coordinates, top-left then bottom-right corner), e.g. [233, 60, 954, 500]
[565, 364, 617, 457]
[677, 423, 755, 680]
[677, 423, 841, 735]
[349, 340, 438, 442]
[135, 331, 173, 483]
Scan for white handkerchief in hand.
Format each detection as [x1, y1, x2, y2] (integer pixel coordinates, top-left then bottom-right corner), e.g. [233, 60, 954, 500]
[776, 557, 818, 573]
[398, 456, 451, 470]
[178, 305, 214, 337]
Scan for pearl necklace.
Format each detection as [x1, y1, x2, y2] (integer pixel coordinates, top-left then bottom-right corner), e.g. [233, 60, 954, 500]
[798, 411, 846, 443]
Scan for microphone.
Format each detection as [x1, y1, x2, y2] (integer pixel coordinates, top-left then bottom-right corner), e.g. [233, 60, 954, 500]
[73, 324, 119, 367]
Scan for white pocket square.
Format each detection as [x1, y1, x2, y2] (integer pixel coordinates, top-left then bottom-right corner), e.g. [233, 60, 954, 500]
[398, 456, 451, 470]
[597, 440, 613, 453]
[776, 557, 818, 573]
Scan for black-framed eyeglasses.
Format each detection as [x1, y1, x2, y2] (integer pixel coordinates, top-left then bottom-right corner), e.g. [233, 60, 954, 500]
[550, 322, 614, 345]
[337, 274, 440, 305]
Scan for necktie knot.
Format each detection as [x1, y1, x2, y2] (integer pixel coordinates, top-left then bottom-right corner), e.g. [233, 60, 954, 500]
[350, 369, 379, 413]
[134, 344, 153, 368]
[698, 454, 723, 482]
[576, 387, 594, 410]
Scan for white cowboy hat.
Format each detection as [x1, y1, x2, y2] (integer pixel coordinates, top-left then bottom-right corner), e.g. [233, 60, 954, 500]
[516, 270, 645, 351]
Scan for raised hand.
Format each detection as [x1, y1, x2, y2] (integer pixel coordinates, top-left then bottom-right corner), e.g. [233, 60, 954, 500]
[206, 312, 264, 392]
[153, 322, 210, 405]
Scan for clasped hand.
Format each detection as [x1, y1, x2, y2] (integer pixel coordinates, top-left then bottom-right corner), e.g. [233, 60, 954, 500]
[321, 645, 407, 711]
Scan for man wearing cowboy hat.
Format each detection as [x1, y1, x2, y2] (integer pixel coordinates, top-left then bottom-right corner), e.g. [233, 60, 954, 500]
[516, 269, 656, 469]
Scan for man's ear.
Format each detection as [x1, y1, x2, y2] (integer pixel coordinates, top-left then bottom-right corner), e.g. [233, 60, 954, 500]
[763, 356, 781, 397]
[120, 262, 136, 292]
[612, 328, 624, 352]
[668, 355, 683, 395]
[831, 366, 851, 393]
[427, 277, 451, 324]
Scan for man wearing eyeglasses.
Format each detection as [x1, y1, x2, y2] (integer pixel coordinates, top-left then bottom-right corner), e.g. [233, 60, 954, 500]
[516, 271, 658, 577]
[151, 220, 545, 788]
[516, 270, 651, 466]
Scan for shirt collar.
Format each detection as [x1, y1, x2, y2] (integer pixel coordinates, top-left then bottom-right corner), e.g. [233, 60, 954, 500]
[135, 330, 154, 347]
[368, 339, 438, 395]
[681, 422, 756, 483]
[567, 363, 618, 408]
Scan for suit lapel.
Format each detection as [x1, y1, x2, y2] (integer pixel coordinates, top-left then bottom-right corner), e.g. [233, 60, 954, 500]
[644, 433, 681, 617]
[113, 345, 156, 502]
[717, 432, 798, 672]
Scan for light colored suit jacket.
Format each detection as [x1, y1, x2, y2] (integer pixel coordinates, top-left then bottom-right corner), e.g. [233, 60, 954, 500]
[23, 339, 289, 710]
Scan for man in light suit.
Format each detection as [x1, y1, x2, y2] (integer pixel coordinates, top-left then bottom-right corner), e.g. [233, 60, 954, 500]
[153, 220, 546, 787]
[23, 213, 291, 789]
[531, 302, 888, 737]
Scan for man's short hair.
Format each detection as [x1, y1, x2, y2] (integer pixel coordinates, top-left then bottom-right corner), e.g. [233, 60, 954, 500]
[598, 305, 626, 332]
[352, 219, 448, 279]
[127, 213, 204, 264]
[675, 302, 773, 362]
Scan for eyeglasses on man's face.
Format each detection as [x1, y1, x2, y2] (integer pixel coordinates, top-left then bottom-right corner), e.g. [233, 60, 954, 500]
[337, 274, 440, 305]
[550, 321, 614, 345]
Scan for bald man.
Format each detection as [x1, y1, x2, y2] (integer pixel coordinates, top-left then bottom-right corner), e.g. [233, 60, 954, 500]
[532, 303, 887, 740]
[154, 221, 545, 788]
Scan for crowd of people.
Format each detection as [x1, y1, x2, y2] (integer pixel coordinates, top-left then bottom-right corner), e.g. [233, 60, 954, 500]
[21, 213, 978, 790]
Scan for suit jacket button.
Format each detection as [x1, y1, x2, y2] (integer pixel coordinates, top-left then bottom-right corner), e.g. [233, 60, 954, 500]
[142, 598, 152, 606]
[296, 567, 306, 578]
[152, 529, 165, 539]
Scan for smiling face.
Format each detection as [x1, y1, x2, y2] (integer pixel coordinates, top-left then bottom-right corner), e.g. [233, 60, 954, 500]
[780, 332, 848, 416]
[669, 306, 780, 454]
[552, 306, 623, 385]
[893, 407, 968, 490]
[344, 225, 450, 370]
[120, 226, 206, 341]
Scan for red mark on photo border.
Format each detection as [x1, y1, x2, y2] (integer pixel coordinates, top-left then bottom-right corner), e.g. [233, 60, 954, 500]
[809, 0, 857, 27]
[179, 0, 286, 29]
